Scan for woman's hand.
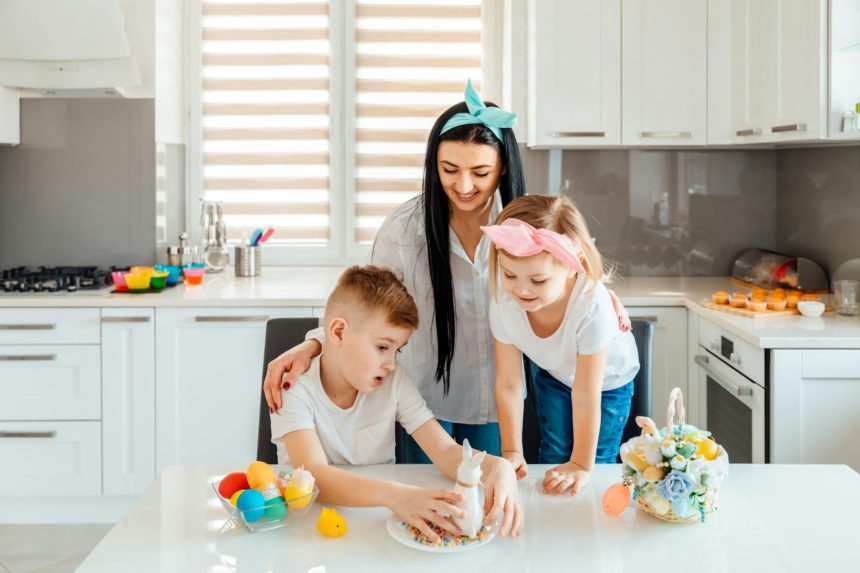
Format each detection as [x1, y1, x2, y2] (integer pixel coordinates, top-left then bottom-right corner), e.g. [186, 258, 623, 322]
[542, 461, 591, 496]
[263, 339, 321, 412]
[502, 450, 528, 479]
[482, 458, 524, 538]
[607, 289, 632, 332]
[387, 484, 465, 543]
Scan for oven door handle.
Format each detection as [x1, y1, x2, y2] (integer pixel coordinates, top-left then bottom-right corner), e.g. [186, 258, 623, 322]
[694, 355, 754, 397]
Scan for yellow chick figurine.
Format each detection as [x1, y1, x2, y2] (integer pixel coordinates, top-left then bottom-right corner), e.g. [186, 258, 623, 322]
[317, 507, 347, 538]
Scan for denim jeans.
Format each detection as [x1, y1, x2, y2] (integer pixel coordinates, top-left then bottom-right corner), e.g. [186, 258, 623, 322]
[531, 367, 633, 465]
[399, 421, 501, 464]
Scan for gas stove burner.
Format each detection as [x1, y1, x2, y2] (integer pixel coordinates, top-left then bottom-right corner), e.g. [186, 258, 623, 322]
[0, 266, 129, 294]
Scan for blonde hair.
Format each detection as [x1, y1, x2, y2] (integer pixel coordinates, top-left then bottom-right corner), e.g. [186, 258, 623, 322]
[325, 265, 419, 330]
[488, 195, 612, 295]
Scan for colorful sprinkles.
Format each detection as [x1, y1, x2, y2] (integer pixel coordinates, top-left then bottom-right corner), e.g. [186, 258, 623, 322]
[402, 521, 490, 547]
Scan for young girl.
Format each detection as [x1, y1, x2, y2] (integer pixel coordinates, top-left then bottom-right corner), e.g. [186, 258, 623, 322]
[483, 195, 639, 497]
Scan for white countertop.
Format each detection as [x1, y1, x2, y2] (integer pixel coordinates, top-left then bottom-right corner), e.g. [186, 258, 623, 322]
[76, 463, 860, 573]
[1, 270, 859, 348]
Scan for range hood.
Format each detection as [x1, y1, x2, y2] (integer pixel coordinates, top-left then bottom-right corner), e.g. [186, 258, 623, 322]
[0, 0, 140, 95]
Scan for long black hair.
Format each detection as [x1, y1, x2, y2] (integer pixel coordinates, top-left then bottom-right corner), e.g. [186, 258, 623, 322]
[423, 101, 525, 395]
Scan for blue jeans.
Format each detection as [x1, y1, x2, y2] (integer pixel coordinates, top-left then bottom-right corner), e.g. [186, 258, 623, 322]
[399, 421, 501, 464]
[532, 367, 633, 465]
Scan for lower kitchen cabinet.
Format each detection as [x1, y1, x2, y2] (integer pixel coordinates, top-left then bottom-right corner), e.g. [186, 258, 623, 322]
[101, 308, 156, 496]
[771, 349, 860, 472]
[155, 307, 317, 470]
[627, 307, 688, 420]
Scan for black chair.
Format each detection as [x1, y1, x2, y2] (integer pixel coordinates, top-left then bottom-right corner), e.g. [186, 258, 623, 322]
[619, 319, 655, 448]
[257, 317, 321, 464]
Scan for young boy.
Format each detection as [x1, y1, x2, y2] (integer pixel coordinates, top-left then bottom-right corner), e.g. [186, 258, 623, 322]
[271, 265, 523, 541]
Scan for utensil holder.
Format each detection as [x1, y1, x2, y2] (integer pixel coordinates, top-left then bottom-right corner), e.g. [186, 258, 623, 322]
[235, 246, 261, 277]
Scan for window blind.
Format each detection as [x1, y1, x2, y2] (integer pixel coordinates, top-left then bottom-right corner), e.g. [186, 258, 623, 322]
[353, 0, 483, 243]
[200, 0, 331, 244]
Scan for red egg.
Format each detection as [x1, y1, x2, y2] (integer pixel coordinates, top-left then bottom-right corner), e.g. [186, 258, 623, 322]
[218, 472, 250, 499]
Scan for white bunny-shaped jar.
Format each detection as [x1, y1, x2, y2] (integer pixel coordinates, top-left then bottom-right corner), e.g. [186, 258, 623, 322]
[454, 438, 486, 538]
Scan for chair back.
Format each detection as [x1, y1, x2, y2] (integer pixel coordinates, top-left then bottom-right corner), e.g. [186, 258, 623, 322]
[257, 317, 321, 463]
[619, 319, 655, 450]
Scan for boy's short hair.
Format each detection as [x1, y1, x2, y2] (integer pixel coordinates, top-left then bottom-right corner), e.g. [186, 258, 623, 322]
[326, 265, 419, 330]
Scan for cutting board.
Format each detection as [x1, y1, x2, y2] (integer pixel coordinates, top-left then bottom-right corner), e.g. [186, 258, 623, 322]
[699, 300, 801, 318]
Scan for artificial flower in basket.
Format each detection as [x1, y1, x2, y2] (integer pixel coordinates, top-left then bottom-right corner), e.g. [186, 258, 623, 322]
[603, 387, 729, 523]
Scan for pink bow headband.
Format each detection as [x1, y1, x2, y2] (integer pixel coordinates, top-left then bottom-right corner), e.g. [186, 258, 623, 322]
[481, 218, 586, 274]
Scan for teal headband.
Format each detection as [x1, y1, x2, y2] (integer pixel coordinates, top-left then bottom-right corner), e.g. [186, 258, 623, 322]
[440, 79, 517, 143]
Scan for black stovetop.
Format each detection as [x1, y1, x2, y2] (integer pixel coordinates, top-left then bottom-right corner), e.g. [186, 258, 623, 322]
[0, 266, 126, 293]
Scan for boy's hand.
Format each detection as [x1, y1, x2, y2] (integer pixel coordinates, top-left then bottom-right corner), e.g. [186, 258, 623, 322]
[542, 461, 591, 496]
[482, 458, 524, 538]
[264, 339, 320, 412]
[388, 484, 465, 544]
[502, 451, 528, 479]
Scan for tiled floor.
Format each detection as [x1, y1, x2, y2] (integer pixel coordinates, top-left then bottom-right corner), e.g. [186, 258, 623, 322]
[0, 525, 111, 573]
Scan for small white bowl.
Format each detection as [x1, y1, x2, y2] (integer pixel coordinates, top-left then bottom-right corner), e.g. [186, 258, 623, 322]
[797, 301, 825, 317]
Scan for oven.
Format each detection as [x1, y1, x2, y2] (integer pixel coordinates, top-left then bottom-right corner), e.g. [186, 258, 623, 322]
[693, 317, 767, 463]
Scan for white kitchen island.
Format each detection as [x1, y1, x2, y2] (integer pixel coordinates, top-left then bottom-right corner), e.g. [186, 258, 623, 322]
[75, 464, 859, 573]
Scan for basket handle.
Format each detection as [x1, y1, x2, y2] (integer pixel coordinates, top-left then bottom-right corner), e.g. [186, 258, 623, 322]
[666, 387, 686, 434]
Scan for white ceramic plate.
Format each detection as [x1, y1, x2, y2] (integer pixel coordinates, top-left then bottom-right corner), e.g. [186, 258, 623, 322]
[385, 514, 498, 554]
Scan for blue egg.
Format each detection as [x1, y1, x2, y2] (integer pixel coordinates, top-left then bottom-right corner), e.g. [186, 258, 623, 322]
[236, 489, 266, 523]
[263, 496, 287, 522]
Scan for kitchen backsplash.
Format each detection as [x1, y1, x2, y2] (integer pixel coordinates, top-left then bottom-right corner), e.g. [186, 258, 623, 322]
[0, 99, 155, 268]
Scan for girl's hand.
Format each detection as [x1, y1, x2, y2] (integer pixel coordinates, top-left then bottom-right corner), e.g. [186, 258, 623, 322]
[542, 461, 591, 496]
[263, 339, 321, 412]
[502, 451, 528, 479]
[482, 458, 525, 538]
[607, 289, 632, 332]
[388, 484, 465, 543]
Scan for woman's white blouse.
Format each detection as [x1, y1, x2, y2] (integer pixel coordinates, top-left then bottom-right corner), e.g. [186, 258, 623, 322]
[308, 194, 502, 425]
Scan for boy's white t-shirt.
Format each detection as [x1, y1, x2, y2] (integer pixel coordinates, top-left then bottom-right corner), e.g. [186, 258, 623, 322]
[489, 277, 639, 391]
[270, 355, 435, 465]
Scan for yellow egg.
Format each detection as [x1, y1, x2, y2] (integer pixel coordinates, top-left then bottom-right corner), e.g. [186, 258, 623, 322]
[643, 465, 666, 482]
[229, 489, 246, 506]
[695, 438, 720, 461]
[281, 484, 312, 510]
[246, 461, 276, 490]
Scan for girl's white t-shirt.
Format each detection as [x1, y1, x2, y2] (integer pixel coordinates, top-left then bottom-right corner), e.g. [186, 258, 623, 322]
[489, 277, 639, 391]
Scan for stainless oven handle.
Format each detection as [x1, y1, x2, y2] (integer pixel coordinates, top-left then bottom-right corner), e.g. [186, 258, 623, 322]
[694, 355, 753, 396]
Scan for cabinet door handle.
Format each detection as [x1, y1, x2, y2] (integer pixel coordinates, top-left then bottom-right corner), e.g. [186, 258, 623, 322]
[101, 316, 151, 323]
[771, 123, 806, 133]
[0, 354, 57, 361]
[194, 315, 270, 323]
[0, 431, 57, 438]
[630, 316, 658, 323]
[736, 128, 762, 136]
[694, 355, 753, 396]
[0, 324, 56, 330]
[552, 131, 606, 138]
[639, 131, 692, 138]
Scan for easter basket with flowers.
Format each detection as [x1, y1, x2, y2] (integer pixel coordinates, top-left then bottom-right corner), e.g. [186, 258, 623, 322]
[617, 387, 729, 523]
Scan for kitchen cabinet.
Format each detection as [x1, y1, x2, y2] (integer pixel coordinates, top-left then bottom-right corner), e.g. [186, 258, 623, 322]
[0, 86, 19, 146]
[621, 0, 707, 146]
[527, 0, 621, 147]
[627, 307, 687, 421]
[101, 308, 155, 496]
[770, 349, 860, 472]
[722, 0, 828, 144]
[155, 307, 316, 470]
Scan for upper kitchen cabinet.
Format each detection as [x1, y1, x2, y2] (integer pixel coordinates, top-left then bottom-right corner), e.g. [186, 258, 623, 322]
[0, 87, 19, 146]
[622, 0, 707, 146]
[718, 0, 832, 144]
[527, 0, 621, 148]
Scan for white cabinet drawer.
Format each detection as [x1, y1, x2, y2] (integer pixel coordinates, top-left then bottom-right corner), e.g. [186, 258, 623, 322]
[0, 421, 101, 495]
[0, 309, 100, 345]
[0, 345, 101, 420]
[801, 350, 860, 379]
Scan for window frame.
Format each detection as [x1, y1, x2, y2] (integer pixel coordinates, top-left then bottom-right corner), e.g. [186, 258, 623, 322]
[186, 0, 502, 266]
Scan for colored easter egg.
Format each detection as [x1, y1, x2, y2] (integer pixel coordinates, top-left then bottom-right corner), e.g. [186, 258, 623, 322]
[218, 472, 250, 499]
[695, 438, 719, 461]
[643, 465, 666, 482]
[229, 489, 246, 507]
[246, 461, 276, 490]
[281, 484, 313, 510]
[236, 489, 266, 523]
[256, 481, 281, 501]
[263, 496, 288, 522]
[602, 483, 631, 516]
